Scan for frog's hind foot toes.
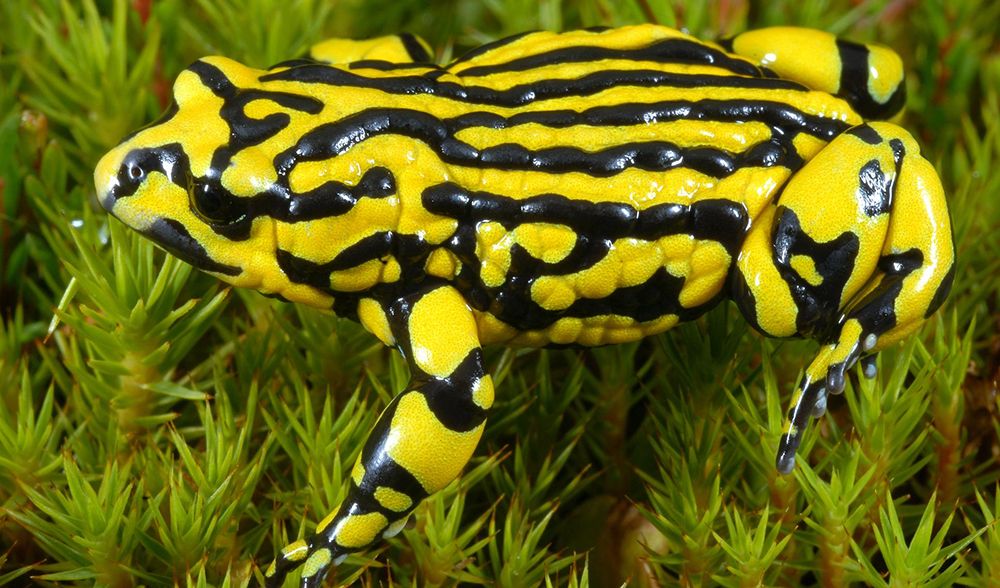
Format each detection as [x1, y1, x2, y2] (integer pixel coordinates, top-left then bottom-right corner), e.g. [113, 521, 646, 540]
[860, 354, 878, 379]
[775, 320, 878, 475]
[264, 538, 347, 588]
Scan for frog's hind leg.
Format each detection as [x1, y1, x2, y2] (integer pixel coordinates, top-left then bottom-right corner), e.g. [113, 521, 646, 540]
[731, 122, 954, 474]
[264, 284, 492, 587]
[724, 27, 906, 120]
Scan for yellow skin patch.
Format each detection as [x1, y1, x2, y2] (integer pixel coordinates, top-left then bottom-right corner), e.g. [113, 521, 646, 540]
[407, 287, 477, 378]
[471, 374, 495, 409]
[374, 486, 413, 512]
[93, 24, 953, 585]
[358, 298, 395, 346]
[301, 548, 332, 579]
[866, 45, 905, 105]
[425, 248, 460, 279]
[328, 512, 389, 550]
[475, 222, 513, 288]
[731, 27, 843, 95]
[512, 223, 578, 264]
[454, 119, 773, 154]
[310, 35, 432, 65]
[387, 391, 485, 493]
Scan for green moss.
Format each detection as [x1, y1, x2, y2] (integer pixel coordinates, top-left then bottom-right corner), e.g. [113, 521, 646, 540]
[1, 1, 998, 586]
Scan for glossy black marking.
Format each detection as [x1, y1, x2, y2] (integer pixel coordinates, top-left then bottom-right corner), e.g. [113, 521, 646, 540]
[273, 166, 397, 222]
[415, 349, 489, 432]
[356, 391, 434, 501]
[475, 140, 748, 177]
[187, 60, 324, 179]
[422, 184, 745, 327]
[846, 124, 882, 145]
[856, 159, 894, 216]
[568, 267, 696, 320]
[202, 167, 399, 243]
[925, 262, 955, 318]
[775, 377, 824, 474]
[276, 231, 396, 289]
[447, 98, 849, 140]
[889, 138, 905, 165]
[730, 267, 764, 334]
[771, 206, 860, 340]
[846, 248, 925, 335]
[348, 59, 437, 71]
[448, 31, 535, 66]
[120, 98, 179, 143]
[268, 57, 319, 70]
[107, 143, 190, 203]
[260, 65, 810, 108]
[879, 248, 923, 275]
[836, 39, 906, 120]
[399, 33, 432, 62]
[141, 219, 241, 276]
[452, 38, 761, 78]
[275, 108, 793, 179]
[424, 183, 748, 252]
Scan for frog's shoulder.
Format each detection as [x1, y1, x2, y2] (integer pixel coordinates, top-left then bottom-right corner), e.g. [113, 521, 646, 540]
[446, 24, 766, 78]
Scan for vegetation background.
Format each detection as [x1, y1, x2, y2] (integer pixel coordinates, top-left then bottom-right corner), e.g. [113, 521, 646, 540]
[1, 0, 998, 586]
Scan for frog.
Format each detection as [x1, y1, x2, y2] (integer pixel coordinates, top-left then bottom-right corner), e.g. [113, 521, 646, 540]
[92, 24, 954, 587]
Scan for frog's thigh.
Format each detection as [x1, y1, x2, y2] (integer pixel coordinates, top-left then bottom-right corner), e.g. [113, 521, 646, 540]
[725, 27, 905, 119]
[733, 123, 899, 341]
[309, 34, 433, 64]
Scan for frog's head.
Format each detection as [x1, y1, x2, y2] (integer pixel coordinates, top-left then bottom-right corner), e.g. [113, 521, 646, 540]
[95, 57, 334, 307]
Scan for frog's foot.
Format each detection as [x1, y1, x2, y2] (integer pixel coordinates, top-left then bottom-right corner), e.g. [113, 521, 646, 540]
[264, 507, 412, 587]
[264, 534, 347, 588]
[775, 319, 876, 473]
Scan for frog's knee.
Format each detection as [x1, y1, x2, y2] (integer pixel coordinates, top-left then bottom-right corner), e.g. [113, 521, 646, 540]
[733, 122, 907, 340]
[845, 125, 955, 349]
[724, 27, 905, 120]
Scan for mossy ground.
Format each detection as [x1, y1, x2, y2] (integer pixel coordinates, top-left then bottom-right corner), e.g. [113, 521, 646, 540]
[1, 1, 998, 586]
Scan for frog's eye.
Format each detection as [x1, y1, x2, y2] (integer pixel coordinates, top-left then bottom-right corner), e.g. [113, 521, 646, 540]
[190, 180, 247, 227]
[124, 160, 144, 182]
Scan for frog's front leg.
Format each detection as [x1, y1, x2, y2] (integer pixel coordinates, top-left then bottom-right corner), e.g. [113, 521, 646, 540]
[265, 283, 492, 587]
[732, 122, 954, 474]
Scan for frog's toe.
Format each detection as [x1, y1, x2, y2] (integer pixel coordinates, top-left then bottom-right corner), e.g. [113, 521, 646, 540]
[826, 365, 847, 395]
[812, 387, 828, 417]
[264, 539, 347, 588]
[775, 377, 825, 474]
[861, 355, 878, 379]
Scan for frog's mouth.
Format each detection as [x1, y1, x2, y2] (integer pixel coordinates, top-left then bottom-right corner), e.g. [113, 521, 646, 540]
[140, 218, 242, 277]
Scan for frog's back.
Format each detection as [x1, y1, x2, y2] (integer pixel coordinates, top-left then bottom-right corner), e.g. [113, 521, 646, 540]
[99, 24, 869, 348]
[361, 25, 864, 346]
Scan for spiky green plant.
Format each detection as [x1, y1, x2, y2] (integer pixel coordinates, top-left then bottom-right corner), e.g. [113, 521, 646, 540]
[1, 1, 998, 587]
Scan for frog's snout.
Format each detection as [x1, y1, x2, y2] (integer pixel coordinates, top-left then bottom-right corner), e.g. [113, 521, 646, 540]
[95, 143, 192, 217]
[94, 147, 125, 214]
